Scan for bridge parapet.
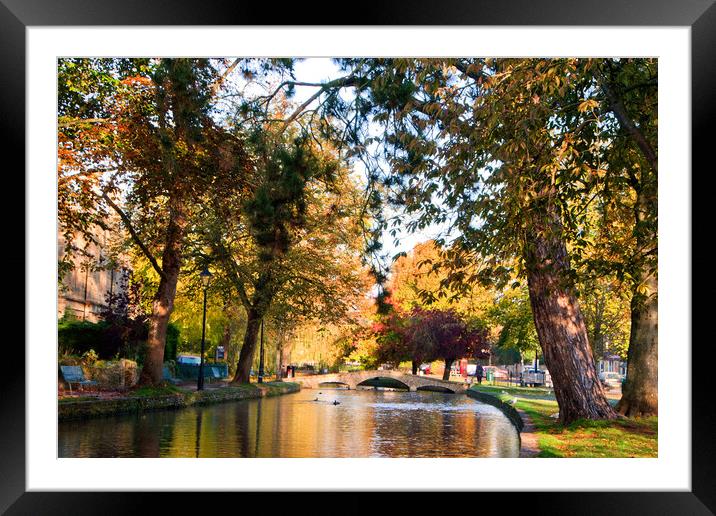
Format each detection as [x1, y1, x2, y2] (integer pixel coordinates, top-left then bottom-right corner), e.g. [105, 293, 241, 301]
[289, 370, 468, 393]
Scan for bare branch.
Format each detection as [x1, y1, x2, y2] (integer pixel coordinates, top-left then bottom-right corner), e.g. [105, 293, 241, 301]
[277, 75, 359, 135]
[210, 58, 242, 97]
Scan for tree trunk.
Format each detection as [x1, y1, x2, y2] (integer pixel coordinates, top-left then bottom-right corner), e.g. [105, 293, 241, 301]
[603, 65, 658, 418]
[525, 205, 616, 424]
[590, 294, 606, 361]
[617, 272, 658, 417]
[136, 61, 196, 387]
[275, 329, 286, 380]
[220, 319, 232, 356]
[411, 360, 418, 375]
[140, 275, 178, 386]
[442, 359, 453, 381]
[232, 308, 262, 384]
[276, 344, 283, 381]
[617, 178, 658, 417]
[138, 198, 185, 386]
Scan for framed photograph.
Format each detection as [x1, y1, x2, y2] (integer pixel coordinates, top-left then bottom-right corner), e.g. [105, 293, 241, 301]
[4, 0, 714, 513]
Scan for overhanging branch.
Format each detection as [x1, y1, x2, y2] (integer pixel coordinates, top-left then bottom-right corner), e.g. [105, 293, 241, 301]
[277, 74, 359, 135]
[100, 191, 166, 281]
[210, 58, 242, 97]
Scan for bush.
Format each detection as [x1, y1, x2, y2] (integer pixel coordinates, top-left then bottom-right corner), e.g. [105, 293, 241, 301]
[58, 314, 180, 368]
[89, 359, 139, 390]
[81, 349, 99, 366]
[58, 319, 115, 358]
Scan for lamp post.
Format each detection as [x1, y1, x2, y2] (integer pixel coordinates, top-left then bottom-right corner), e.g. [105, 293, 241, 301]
[258, 318, 265, 383]
[197, 268, 212, 391]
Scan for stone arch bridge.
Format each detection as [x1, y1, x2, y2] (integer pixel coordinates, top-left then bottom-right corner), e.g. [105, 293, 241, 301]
[289, 370, 468, 393]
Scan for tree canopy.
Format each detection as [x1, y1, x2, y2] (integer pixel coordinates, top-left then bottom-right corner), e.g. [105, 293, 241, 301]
[57, 57, 657, 421]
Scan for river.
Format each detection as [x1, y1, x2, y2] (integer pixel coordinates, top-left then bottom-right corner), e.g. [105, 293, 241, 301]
[58, 388, 520, 458]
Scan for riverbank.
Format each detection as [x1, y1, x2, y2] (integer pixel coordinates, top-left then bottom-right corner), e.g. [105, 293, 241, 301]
[468, 384, 658, 458]
[58, 381, 300, 421]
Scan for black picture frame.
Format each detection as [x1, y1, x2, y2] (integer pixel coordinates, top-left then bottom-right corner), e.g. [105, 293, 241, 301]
[2, 1, 714, 514]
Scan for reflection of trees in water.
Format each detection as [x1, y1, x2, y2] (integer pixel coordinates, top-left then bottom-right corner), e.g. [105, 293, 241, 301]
[194, 410, 202, 458]
[59, 391, 519, 458]
[254, 398, 262, 457]
[252, 390, 378, 457]
[233, 401, 252, 457]
[258, 396, 284, 457]
[269, 395, 284, 458]
[59, 415, 137, 457]
[133, 413, 160, 458]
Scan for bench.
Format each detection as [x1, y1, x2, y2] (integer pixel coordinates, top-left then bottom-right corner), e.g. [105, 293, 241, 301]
[60, 365, 98, 394]
[162, 365, 183, 386]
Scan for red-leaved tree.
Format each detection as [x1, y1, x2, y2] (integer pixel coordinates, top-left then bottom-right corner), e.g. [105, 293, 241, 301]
[373, 307, 489, 380]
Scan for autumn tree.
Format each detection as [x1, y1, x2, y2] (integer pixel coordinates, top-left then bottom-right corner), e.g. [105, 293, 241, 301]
[578, 275, 631, 362]
[389, 240, 494, 322]
[369, 313, 412, 370]
[488, 286, 541, 364]
[197, 122, 369, 383]
[313, 58, 616, 422]
[57, 58, 146, 279]
[58, 58, 252, 385]
[385, 308, 487, 380]
[592, 59, 658, 417]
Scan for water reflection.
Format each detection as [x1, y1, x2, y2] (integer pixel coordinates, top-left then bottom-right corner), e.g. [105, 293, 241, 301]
[58, 389, 519, 458]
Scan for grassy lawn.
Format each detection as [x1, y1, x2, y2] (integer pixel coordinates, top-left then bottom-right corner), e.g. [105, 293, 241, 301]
[128, 384, 187, 397]
[470, 384, 657, 458]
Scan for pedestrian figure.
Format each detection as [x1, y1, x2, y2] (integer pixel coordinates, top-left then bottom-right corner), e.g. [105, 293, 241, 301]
[475, 364, 484, 385]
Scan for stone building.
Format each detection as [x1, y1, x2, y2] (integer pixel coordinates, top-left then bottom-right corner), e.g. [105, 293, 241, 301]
[57, 225, 128, 322]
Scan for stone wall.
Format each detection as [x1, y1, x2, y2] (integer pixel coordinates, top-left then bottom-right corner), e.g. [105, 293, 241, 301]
[465, 388, 525, 432]
[58, 382, 300, 421]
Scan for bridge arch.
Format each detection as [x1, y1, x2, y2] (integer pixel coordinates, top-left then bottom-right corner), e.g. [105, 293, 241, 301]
[356, 377, 411, 391]
[416, 385, 455, 394]
[317, 381, 350, 389]
[287, 370, 467, 393]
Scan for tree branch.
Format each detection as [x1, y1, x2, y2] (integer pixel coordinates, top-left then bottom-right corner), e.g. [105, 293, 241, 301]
[278, 75, 359, 135]
[210, 58, 242, 97]
[100, 191, 167, 281]
[211, 238, 253, 309]
[599, 75, 658, 172]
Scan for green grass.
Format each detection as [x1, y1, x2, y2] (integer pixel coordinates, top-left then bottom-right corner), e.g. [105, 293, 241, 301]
[199, 381, 299, 396]
[264, 381, 299, 388]
[470, 384, 657, 458]
[128, 384, 186, 397]
[472, 383, 555, 399]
